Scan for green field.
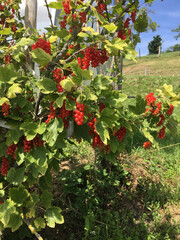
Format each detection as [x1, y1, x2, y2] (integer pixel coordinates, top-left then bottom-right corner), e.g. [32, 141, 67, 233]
[123, 51, 180, 76]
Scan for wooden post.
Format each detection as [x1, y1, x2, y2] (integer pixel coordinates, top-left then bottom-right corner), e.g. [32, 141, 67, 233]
[24, 0, 37, 68]
[158, 45, 161, 57]
[24, 0, 37, 29]
[139, 48, 141, 58]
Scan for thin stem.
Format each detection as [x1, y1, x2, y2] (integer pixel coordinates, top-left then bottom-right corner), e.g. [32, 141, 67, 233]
[44, 0, 56, 35]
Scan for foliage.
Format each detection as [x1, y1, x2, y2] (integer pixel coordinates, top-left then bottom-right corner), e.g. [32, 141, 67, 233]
[166, 44, 180, 52]
[172, 25, 180, 40]
[0, 0, 179, 238]
[148, 35, 162, 54]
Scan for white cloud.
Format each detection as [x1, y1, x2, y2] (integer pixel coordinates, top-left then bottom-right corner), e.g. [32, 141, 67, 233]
[158, 10, 180, 18]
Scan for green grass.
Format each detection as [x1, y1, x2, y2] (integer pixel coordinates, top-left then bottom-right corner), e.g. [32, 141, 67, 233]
[123, 51, 180, 76]
[122, 75, 180, 96]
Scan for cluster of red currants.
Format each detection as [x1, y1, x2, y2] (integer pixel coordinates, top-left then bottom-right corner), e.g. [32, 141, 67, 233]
[157, 126, 166, 139]
[0, 156, 9, 176]
[0, 1, 17, 32]
[6, 144, 17, 160]
[114, 127, 126, 142]
[32, 38, 51, 55]
[143, 141, 151, 149]
[117, 11, 136, 40]
[23, 135, 44, 153]
[60, 15, 67, 29]
[78, 47, 109, 69]
[96, 0, 108, 21]
[143, 93, 175, 149]
[74, 102, 85, 125]
[53, 68, 66, 93]
[63, 0, 71, 14]
[46, 102, 56, 124]
[2, 102, 10, 116]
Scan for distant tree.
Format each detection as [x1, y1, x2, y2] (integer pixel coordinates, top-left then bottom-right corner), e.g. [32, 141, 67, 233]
[172, 25, 180, 40]
[148, 35, 162, 54]
[166, 44, 180, 52]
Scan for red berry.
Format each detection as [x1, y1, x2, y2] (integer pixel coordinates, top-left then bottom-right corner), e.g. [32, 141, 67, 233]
[0, 156, 9, 176]
[2, 102, 10, 116]
[166, 104, 174, 116]
[114, 127, 126, 142]
[6, 144, 17, 160]
[158, 126, 166, 139]
[23, 137, 32, 153]
[32, 38, 51, 54]
[143, 141, 151, 149]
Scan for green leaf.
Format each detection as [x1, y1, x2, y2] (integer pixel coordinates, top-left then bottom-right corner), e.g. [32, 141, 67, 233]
[6, 167, 25, 185]
[110, 136, 119, 153]
[81, 26, 99, 36]
[41, 191, 52, 209]
[166, 118, 178, 135]
[162, 84, 177, 98]
[105, 38, 127, 55]
[49, 36, 58, 43]
[48, 1, 63, 9]
[44, 118, 64, 147]
[0, 190, 5, 198]
[31, 48, 52, 66]
[95, 121, 110, 145]
[7, 213, 22, 232]
[9, 185, 29, 206]
[37, 78, 57, 94]
[83, 86, 98, 101]
[91, 6, 106, 24]
[65, 98, 76, 110]
[37, 123, 46, 135]
[99, 108, 119, 127]
[7, 84, 22, 98]
[60, 77, 75, 91]
[20, 122, 38, 141]
[56, 29, 69, 38]
[0, 97, 10, 106]
[70, 61, 92, 85]
[27, 148, 47, 175]
[106, 92, 127, 108]
[34, 217, 45, 230]
[77, 32, 89, 38]
[0, 199, 16, 226]
[54, 95, 66, 108]
[45, 207, 64, 228]
[141, 127, 158, 148]
[134, 12, 148, 33]
[0, 64, 19, 83]
[103, 23, 117, 33]
[129, 95, 147, 115]
[6, 129, 23, 145]
[92, 75, 112, 90]
[0, 28, 11, 35]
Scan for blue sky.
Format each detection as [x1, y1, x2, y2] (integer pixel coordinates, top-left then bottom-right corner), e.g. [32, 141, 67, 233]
[137, 0, 180, 56]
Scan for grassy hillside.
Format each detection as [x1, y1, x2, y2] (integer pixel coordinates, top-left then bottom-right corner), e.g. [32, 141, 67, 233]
[123, 51, 180, 76]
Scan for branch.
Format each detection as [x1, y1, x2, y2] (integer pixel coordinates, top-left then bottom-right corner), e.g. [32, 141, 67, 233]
[0, 121, 12, 129]
[44, 0, 56, 35]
